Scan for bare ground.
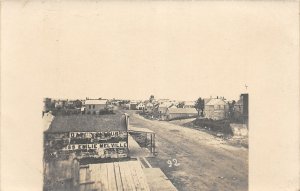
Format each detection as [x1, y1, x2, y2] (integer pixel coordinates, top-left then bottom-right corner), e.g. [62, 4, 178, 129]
[127, 111, 248, 191]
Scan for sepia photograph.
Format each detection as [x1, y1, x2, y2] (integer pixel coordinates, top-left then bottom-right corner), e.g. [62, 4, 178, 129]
[42, 94, 248, 191]
[1, 1, 299, 191]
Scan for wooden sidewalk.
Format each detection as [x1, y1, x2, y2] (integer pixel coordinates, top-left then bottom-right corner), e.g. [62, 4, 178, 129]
[79, 160, 150, 191]
[143, 168, 178, 191]
[128, 134, 151, 158]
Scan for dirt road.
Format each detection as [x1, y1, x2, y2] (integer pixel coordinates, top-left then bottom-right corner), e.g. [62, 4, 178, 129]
[127, 111, 248, 191]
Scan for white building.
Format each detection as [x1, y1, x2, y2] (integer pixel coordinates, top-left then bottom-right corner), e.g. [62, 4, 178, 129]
[85, 99, 108, 114]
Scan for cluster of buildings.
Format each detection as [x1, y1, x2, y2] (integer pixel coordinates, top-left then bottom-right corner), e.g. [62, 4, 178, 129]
[43, 98, 114, 116]
[43, 98, 83, 111]
[43, 93, 248, 122]
[43, 99, 166, 191]
[122, 94, 248, 122]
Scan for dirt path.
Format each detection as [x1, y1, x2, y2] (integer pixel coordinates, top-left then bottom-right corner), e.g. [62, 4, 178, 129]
[127, 111, 248, 191]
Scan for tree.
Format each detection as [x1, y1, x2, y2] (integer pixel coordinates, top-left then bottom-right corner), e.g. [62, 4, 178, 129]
[195, 97, 205, 117]
[177, 101, 185, 108]
[228, 100, 236, 120]
[149, 95, 155, 103]
[74, 99, 82, 108]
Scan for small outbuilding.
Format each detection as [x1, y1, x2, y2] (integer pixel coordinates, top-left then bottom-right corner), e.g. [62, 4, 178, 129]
[164, 108, 198, 120]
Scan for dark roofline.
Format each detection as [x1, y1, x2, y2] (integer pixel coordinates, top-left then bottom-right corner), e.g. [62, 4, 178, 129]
[45, 114, 128, 133]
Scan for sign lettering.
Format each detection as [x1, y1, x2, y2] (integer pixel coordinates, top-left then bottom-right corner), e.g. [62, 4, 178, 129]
[62, 142, 127, 151]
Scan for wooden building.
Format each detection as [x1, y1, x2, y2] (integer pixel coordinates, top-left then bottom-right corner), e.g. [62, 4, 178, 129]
[44, 114, 129, 161]
[85, 99, 108, 114]
[165, 108, 198, 120]
[204, 98, 229, 120]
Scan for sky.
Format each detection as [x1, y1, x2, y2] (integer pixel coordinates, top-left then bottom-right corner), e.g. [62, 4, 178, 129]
[0, 1, 272, 102]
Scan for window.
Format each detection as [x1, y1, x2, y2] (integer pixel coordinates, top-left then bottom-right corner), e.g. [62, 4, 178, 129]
[93, 105, 95, 109]
[89, 105, 91, 109]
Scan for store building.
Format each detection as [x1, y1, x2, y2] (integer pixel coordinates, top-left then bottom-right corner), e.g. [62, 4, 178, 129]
[44, 113, 129, 161]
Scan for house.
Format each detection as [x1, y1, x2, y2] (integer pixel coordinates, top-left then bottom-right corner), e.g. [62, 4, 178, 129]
[164, 108, 198, 120]
[204, 98, 229, 120]
[55, 100, 67, 109]
[144, 102, 154, 112]
[157, 102, 173, 115]
[65, 100, 77, 109]
[44, 113, 129, 160]
[234, 93, 249, 123]
[129, 101, 138, 110]
[136, 102, 145, 110]
[124, 103, 131, 110]
[85, 99, 108, 114]
[183, 101, 195, 108]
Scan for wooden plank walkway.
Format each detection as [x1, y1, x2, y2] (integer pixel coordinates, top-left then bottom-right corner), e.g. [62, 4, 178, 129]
[79, 161, 151, 191]
[128, 134, 151, 158]
[128, 126, 154, 134]
[143, 168, 178, 191]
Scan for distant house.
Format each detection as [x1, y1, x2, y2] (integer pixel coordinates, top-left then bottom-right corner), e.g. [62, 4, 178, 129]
[124, 103, 130, 110]
[73, 100, 83, 108]
[136, 103, 145, 110]
[129, 101, 138, 110]
[85, 99, 108, 114]
[65, 100, 78, 109]
[204, 98, 229, 120]
[55, 100, 67, 109]
[183, 101, 195, 108]
[234, 94, 249, 124]
[164, 108, 198, 120]
[145, 102, 154, 112]
[157, 102, 173, 115]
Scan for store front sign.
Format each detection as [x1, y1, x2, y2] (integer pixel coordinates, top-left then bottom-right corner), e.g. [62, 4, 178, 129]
[62, 141, 127, 151]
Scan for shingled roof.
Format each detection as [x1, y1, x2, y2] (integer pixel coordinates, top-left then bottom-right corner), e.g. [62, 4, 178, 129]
[45, 114, 127, 133]
[205, 98, 227, 106]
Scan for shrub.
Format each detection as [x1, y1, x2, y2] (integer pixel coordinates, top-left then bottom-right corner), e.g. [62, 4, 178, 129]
[193, 118, 233, 135]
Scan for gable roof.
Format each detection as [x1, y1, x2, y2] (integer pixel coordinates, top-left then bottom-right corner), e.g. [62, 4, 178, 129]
[204, 98, 211, 104]
[168, 108, 198, 114]
[85, 99, 108, 105]
[205, 98, 227, 106]
[45, 114, 127, 133]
